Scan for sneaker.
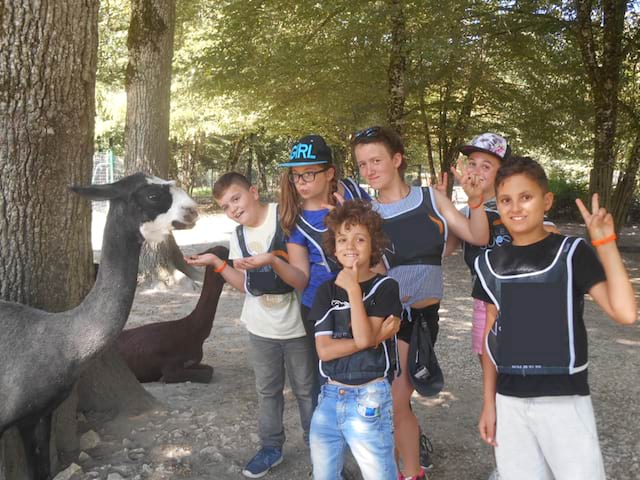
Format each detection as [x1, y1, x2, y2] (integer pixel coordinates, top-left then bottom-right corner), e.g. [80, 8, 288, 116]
[242, 447, 283, 478]
[419, 434, 434, 471]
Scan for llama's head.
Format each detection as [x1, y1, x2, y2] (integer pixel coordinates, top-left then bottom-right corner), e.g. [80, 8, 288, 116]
[71, 172, 198, 243]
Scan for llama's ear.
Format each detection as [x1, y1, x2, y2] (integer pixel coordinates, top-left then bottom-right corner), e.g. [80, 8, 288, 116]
[69, 183, 123, 201]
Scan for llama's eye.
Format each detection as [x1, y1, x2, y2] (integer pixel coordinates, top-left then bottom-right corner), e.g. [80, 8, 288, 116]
[147, 193, 159, 201]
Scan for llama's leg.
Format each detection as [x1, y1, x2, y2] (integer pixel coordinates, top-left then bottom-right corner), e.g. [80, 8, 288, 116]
[18, 414, 52, 480]
[161, 363, 214, 383]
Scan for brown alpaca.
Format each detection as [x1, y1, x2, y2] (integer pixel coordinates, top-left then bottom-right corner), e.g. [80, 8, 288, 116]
[115, 245, 228, 383]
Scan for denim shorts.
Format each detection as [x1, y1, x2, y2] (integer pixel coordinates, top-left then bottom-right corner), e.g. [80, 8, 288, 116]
[310, 379, 397, 480]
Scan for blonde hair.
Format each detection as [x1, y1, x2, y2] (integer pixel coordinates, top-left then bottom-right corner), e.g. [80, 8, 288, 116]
[279, 167, 339, 236]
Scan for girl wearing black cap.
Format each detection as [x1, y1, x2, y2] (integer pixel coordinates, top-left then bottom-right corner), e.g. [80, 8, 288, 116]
[351, 126, 489, 480]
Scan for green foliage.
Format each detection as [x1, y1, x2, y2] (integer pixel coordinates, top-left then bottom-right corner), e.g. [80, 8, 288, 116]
[547, 168, 589, 222]
[94, 0, 639, 210]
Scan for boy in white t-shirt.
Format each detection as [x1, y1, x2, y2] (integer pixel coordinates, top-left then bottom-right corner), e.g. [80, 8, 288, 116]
[186, 172, 314, 478]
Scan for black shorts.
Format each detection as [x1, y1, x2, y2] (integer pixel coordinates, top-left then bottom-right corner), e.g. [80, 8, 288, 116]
[397, 303, 440, 346]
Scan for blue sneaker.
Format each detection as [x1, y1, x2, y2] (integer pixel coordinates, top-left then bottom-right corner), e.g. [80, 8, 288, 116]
[242, 447, 283, 478]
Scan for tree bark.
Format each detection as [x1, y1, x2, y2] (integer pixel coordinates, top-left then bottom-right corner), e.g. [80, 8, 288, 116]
[575, 0, 626, 208]
[123, 0, 197, 288]
[386, 0, 407, 136]
[419, 91, 437, 183]
[0, 0, 98, 476]
[611, 131, 640, 231]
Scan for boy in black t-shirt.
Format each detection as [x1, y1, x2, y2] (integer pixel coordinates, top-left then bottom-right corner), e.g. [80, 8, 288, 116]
[309, 201, 402, 480]
[474, 157, 636, 480]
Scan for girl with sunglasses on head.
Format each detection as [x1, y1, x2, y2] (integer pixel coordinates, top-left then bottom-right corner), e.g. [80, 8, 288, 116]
[351, 126, 489, 480]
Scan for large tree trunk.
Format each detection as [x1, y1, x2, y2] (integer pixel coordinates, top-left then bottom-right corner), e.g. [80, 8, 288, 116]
[123, 0, 198, 288]
[0, 0, 98, 477]
[575, 0, 626, 209]
[386, 0, 407, 136]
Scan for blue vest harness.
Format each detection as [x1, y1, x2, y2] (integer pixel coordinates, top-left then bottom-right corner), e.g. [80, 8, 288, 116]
[236, 207, 294, 296]
[474, 236, 588, 376]
[294, 179, 366, 273]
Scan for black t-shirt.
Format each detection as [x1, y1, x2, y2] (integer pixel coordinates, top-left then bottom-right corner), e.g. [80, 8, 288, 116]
[310, 274, 402, 385]
[473, 233, 606, 397]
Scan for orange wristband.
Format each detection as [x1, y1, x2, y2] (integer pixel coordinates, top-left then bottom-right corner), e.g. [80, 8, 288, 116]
[591, 234, 617, 247]
[468, 197, 484, 210]
[214, 260, 227, 273]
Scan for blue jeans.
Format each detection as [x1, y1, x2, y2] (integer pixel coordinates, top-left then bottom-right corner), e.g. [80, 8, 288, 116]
[310, 379, 397, 480]
[248, 333, 315, 448]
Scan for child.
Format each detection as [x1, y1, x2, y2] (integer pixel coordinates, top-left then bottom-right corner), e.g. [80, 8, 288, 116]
[185, 172, 315, 478]
[352, 125, 489, 479]
[279, 134, 372, 403]
[308, 200, 402, 480]
[449, 134, 557, 362]
[474, 157, 636, 480]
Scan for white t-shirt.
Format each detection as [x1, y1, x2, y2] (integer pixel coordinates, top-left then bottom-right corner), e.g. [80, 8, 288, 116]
[229, 202, 305, 340]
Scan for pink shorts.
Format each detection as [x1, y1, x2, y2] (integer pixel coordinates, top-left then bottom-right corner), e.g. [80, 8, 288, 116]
[471, 299, 487, 354]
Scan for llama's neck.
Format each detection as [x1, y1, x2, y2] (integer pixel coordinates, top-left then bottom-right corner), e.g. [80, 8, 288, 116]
[72, 202, 142, 360]
[187, 268, 224, 341]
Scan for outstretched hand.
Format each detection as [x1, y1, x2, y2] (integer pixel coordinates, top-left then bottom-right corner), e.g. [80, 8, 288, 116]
[451, 159, 482, 204]
[575, 193, 615, 242]
[184, 253, 218, 267]
[233, 252, 274, 270]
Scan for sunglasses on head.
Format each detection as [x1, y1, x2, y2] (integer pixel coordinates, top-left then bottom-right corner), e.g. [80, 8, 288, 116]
[353, 126, 381, 140]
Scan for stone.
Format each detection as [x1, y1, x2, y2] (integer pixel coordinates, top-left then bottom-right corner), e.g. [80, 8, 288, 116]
[79, 430, 101, 450]
[52, 463, 82, 480]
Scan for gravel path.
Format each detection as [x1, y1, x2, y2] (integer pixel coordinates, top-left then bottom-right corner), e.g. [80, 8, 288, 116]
[72, 216, 640, 480]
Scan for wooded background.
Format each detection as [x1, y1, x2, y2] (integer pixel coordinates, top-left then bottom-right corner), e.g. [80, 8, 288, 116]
[1, 0, 639, 478]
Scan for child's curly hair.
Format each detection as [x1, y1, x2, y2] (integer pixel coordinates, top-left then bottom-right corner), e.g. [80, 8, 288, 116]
[323, 200, 388, 267]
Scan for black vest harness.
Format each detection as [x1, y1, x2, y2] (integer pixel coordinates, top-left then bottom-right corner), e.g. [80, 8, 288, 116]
[319, 276, 397, 385]
[236, 206, 294, 296]
[382, 187, 447, 269]
[295, 179, 365, 273]
[463, 204, 512, 271]
[474, 236, 588, 376]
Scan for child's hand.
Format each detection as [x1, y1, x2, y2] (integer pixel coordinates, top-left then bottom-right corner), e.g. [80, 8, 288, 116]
[335, 261, 360, 294]
[233, 252, 274, 270]
[478, 402, 497, 447]
[320, 192, 346, 211]
[184, 253, 219, 267]
[576, 193, 615, 242]
[376, 315, 401, 344]
[452, 159, 482, 204]
[433, 171, 448, 194]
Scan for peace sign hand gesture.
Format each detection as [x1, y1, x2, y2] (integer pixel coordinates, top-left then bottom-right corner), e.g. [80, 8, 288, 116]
[451, 159, 482, 205]
[575, 193, 615, 242]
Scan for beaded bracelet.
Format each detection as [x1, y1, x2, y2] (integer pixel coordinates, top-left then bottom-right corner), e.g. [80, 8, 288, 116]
[214, 260, 227, 273]
[468, 197, 484, 210]
[591, 234, 617, 247]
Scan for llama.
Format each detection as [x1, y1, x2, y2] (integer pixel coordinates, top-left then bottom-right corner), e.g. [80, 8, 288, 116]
[115, 245, 229, 383]
[0, 173, 198, 480]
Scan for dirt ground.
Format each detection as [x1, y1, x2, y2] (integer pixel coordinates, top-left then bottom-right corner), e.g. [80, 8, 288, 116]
[73, 215, 640, 480]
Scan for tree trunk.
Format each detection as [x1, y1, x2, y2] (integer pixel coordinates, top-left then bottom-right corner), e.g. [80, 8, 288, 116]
[123, 0, 197, 288]
[227, 134, 248, 171]
[386, 0, 407, 136]
[441, 60, 482, 197]
[124, 0, 176, 177]
[0, 0, 98, 476]
[611, 131, 640, 230]
[575, 0, 626, 208]
[419, 92, 437, 183]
